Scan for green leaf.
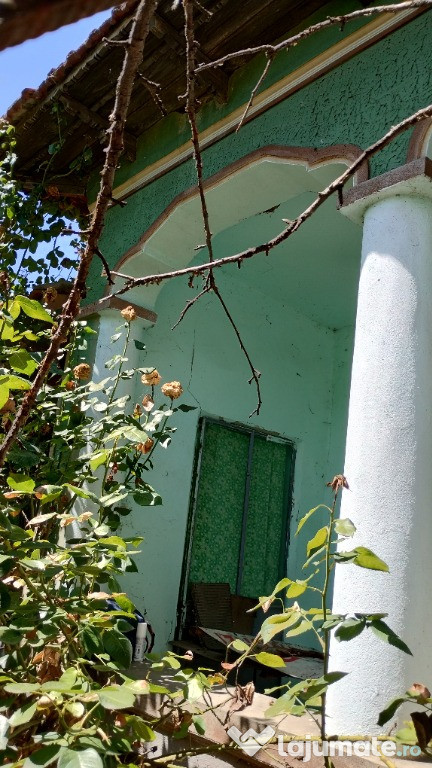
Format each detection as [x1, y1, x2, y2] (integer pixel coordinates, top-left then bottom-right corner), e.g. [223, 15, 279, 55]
[261, 611, 301, 644]
[334, 618, 366, 642]
[9, 700, 37, 726]
[306, 526, 329, 558]
[0, 627, 22, 644]
[254, 652, 285, 669]
[0, 385, 9, 410]
[286, 619, 312, 638]
[286, 581, 307, 598]
[63, 484, 98, 502]
[57, 748, 103, 768]
[82, 626, 104, 656]
[125, 714, 155, 740]
[97, 685, 135, 710]
[103, 629, 132, 668]
[0, 374, 31, 391]
[9, 350, 38, 376]
[24, 744, 61, 768]
[377, 696, 407, 727]
[297, 505, 329, 535]
[89, 451, 109, 472]
[16, 295, 53, 324]
[6, 473, 35, 493]
[231, 639, 249, 652]
[335, 546, 389, 571]
[352, 547, 389, 572]
[369, 619, 412, 655]
[334, 518, 356, 537]
[193, 715, 206, 735]
[4, 682, 39, 693]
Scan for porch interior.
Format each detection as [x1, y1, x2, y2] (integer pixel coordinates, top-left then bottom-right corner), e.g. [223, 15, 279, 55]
[117, 155, 363, 656]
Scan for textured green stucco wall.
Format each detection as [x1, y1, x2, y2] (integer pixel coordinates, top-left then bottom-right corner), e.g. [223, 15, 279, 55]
[84, 5, 432, 650]
[87, 8, 432, 304]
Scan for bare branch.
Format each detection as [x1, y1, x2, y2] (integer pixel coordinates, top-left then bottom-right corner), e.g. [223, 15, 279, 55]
[0, 0, 160, 468]
[171, 286, 210, 330]
[212, 284, 262, 418]
[104, 100, 432, 294]
[236, 53, 273, 132]
[182, 0, 262, 414]
[184, 0, 215, 273]
[94, 247, 115, 285]
[196, 0, 432, 73]
[138, 73, 167, 116]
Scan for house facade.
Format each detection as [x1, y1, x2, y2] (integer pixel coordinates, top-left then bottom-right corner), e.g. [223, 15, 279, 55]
[7, 0, 432, 735]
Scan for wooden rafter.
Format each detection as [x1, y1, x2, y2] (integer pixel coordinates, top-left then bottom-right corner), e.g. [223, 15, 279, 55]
[150, 12, 229, 101]
[59, 94, 137, 161]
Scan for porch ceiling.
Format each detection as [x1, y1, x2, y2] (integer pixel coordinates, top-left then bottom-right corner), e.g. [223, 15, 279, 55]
[118, 157, 362, 329]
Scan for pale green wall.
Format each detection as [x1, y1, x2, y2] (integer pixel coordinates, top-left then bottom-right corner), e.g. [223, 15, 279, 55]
[117, 269, 354, 650]
[84, 3, 432, 649]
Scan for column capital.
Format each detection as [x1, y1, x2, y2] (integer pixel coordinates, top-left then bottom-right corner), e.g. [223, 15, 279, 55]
[79, 296, 157, 325]
[341, 156, 432, 224]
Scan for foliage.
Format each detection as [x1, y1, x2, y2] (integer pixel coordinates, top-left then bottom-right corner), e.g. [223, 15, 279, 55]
[0, 122, 209, 767]
[221, 475, 411, 761]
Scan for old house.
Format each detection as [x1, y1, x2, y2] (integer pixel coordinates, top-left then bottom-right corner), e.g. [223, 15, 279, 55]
[6, 0, 432, 734]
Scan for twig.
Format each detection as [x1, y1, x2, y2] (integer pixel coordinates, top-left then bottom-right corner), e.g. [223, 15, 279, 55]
[94, 247, 114, 285]
[212, 284, 262, 417]
[104, 100, 432, 294]
[196, 0, 432, 73]
[171, 286, 210, 330]
[182, 0, 262, 414]
[0, 0, 160, 468]
[236, 52, 273, 132]
[139, 73, 167, 116]
[184, 0, 215, 273]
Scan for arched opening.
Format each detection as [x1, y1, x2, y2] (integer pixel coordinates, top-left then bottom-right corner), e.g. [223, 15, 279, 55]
[114, 149, 364, 653]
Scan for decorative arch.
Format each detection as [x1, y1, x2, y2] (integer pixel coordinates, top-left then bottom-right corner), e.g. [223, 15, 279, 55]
[407, 118, 432, 162]
[109, 144, 368, 312]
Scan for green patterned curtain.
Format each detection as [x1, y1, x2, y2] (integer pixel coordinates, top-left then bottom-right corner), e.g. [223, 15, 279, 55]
[188, 421, 294, 598]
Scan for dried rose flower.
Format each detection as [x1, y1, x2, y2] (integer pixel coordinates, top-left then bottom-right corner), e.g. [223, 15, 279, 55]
[141, 369, 161, 386]
[136, 438, 154, 454]
[133, 403, 142, 418]
[73, 363, 91, 380]
[65, 381, 76, 391]
[161, 381, 183, 400]
[326, 474, 349, 493]
[409, 683, 431, 700]
[142, 395, 154, 412]
[121, 305, 136, 322]
[43, 286, 57, 305]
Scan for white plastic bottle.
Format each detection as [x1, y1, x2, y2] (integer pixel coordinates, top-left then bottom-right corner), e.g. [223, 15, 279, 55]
[133, 622, 147, 662]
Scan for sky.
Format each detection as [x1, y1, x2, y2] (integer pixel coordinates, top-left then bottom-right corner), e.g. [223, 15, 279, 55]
[0, 9, 112, 116]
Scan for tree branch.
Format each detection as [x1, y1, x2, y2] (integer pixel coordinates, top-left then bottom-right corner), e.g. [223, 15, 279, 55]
[182, 0, 263, 414]
[103, 100, 432, 295]
[0, 0, 160, 468]
[196, 0, 432, 73]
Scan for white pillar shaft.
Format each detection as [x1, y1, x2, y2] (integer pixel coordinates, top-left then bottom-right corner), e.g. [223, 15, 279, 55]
[327, 195, 432, 735]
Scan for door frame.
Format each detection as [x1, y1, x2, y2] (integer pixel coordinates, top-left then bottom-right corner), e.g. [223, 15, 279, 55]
[175, 415, 296, 638]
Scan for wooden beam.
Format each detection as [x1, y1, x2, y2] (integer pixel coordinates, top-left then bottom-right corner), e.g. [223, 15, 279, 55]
[60, 94, 137, 162]
[150, 13, 229, 102]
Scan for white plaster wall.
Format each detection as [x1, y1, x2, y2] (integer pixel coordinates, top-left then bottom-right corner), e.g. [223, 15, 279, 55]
[117, 268, 354, 651]
[327, 195, 432, 735]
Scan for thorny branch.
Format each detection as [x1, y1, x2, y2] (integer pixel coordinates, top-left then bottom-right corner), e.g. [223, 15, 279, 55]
[182, 0, 262, 415]
[196, 0, 432, 73]
[0, 0, 160, 468]
[104, 100, 432, 294]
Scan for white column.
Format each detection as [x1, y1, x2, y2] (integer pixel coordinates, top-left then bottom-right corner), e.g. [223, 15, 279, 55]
[327, 188, 432, 735]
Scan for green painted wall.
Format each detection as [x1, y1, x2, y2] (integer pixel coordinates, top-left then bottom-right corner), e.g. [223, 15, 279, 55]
[84, 4, 432, 650]
[86, 8, 432, 305]
[115, 267, 354, 650]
